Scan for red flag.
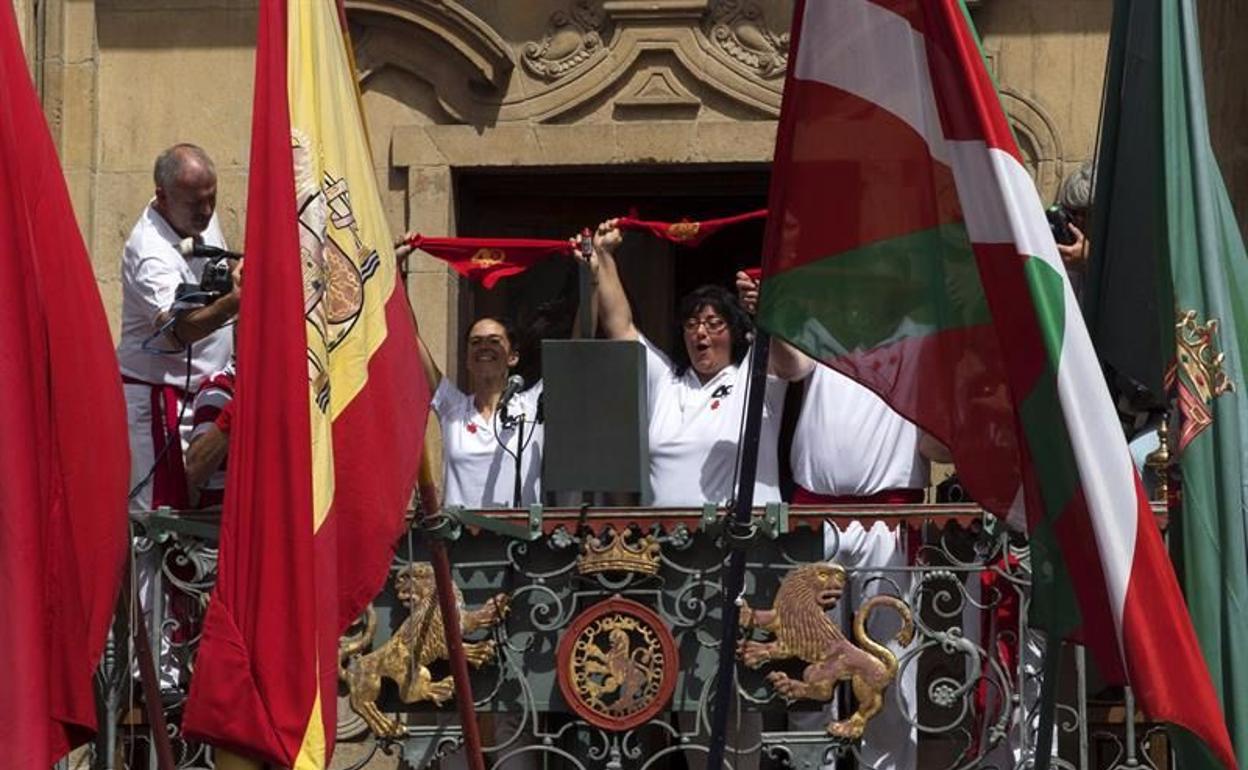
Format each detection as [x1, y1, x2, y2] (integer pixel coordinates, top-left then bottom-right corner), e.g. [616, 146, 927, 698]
[406, 234, 573, 288]
[406, 209, 769, 288]
[0, 3, 129, 765]
[617, 208, 768, 247]
[183, 0, 429, 764]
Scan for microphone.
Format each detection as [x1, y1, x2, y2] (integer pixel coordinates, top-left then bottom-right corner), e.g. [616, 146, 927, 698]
[498, 374, 525, 427]
[178, 237, 244, 261]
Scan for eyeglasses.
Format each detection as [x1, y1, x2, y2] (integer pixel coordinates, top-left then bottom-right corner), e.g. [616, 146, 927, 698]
[683, 316, 728, 334]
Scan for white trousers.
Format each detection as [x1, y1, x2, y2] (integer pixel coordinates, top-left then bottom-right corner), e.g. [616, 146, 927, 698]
[125, 382, 194, 689]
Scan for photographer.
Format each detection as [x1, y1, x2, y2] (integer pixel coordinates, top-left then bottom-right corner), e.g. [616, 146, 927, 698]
[117, 143, 239, 511]
[1051, 160, 1094, 273]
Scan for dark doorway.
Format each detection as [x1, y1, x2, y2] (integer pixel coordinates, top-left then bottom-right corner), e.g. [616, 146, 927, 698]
[453, 165, 770, 386]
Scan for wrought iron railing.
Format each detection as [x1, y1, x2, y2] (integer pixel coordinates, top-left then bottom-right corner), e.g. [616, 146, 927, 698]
[87, 504, 1168, 770]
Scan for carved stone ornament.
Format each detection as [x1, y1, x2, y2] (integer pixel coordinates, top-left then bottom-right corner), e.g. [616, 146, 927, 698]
[739, 562, 914, 739]
[612, 66, 701, 118]
[708, 0, 789, 80]
[556, 597, 678, 731]
[522, 0, 608, 81]
[338, 563, 509, 738]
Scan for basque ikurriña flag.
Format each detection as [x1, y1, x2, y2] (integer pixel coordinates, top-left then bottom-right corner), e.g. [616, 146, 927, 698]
[756, 1, 1236, 766]
[182, 0, 429, 766]
[0, 3, 129, 765]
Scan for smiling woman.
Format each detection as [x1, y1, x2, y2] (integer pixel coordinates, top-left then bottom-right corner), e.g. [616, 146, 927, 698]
[398, 233, 546, 509]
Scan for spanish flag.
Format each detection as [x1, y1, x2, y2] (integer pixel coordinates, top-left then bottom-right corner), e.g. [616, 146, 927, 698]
[182, 0, 428, 766]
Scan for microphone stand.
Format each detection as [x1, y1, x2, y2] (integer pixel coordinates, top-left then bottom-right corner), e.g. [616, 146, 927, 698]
[498, 394, 525, 509]
[512, 414, 525, 509]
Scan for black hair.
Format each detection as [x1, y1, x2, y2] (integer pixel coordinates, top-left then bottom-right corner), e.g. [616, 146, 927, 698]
[466, 315, 521, 353]
[672, 285, 754, 377]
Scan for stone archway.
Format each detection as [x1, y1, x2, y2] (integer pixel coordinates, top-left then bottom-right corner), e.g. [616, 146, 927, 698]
[999, 87, 1066, 202]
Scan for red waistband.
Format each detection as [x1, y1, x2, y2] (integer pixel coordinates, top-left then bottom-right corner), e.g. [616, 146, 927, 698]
[791, 486, 926, 506]
[122, 374, 189, 396]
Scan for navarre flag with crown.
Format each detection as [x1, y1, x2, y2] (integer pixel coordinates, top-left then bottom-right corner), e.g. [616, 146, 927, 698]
[756, 0, 1236, 766]
[182, 0, 429, 765]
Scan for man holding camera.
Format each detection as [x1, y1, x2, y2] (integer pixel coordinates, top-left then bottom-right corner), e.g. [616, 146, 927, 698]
[117, 143, 239, 510]
[1050, 160, 1094, 277]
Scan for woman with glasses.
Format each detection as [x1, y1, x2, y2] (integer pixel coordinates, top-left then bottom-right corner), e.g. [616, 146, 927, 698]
[579, 218, 806, 508]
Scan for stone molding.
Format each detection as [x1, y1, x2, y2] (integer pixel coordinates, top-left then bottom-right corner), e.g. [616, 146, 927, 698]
[998, 87, 1065, 200]
[391, 121, 777, 169]
[613, 65, 702, 119]
[347, 0, 788, 125]
[345, 0, 513, 88]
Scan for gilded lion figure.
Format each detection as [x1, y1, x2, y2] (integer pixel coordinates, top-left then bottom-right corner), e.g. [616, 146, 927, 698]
[739, 562, 914, 739]
[338, 562, 509, 738]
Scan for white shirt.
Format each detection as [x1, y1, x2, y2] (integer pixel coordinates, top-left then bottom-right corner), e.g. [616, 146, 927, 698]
[791, 364, 929, 496]
[641, 335, 786, 507]
[116, 203, 233, 389]
[433, 378, 544, 508]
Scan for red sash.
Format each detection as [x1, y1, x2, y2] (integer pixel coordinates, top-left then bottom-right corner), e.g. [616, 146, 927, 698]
[123, 375, 190, 509]
[791, 486, 925, 506]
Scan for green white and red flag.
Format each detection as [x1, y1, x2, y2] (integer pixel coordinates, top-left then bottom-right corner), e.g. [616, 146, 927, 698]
[182, 0, 429, 766]
[756, 0, 1236, 765]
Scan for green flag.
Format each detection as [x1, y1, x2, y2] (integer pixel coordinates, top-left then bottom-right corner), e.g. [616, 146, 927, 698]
[1087, 0, 1248, 766]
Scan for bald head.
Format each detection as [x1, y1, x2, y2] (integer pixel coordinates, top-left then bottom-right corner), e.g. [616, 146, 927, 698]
[154, 144, 216, 190]
[153, 144, 217, 238]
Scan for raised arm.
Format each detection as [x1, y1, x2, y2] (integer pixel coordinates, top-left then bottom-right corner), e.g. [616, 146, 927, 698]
[396, 233, 444, 390]
[734, 269, 813, 382]
[579, 218, 638, 341]
[568, 230, 600, 340]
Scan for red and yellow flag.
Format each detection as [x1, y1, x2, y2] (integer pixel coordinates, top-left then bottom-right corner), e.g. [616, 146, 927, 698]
[0, 3, 129, 765]
[182, 0, 429, 765]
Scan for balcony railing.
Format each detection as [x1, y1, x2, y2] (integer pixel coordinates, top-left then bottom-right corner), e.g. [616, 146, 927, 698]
[91, 503, 1170, 770]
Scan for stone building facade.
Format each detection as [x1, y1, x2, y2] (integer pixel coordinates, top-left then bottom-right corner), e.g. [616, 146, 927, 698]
[12, 0, 1137, 378]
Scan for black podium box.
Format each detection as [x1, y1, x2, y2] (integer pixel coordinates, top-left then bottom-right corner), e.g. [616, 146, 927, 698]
[541, 339, 650, 502]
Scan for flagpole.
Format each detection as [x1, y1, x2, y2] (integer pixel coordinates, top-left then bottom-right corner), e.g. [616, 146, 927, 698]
[117, 559, 176, 770]
[415, 450, 486, 770]
[705, 332, 770, 769]
[1032, 634, 1061, 770]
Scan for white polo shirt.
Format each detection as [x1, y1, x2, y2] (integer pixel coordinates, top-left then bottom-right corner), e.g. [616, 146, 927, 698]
[641, 335, 786, 507]
[433, 378, 544, 508]
[791, 364, 929, 496]
[116, 203, 233, 388]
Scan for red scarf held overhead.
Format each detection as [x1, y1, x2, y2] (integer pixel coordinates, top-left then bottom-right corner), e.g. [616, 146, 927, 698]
[402, 209, 769, 289]
[403, 235, 573, 289]
[615, 208, 768, 248]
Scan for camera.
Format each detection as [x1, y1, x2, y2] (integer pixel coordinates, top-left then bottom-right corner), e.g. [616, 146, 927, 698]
[199, 256, 234, 296]
[174, 256, 234, 305]
[1046, 205, 1076, 246]
[936, 474, 968, 503]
